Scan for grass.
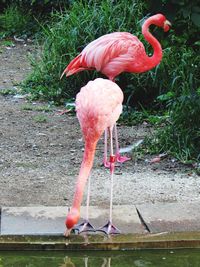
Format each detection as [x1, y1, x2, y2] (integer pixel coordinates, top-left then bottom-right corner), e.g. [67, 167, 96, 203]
[15, 162, 38, 169]
[33, 114, 48, 123]
[119, 108, 167, 126]
[22, 104, 51, 124]
[147, 93, 200, 163]
[0, 4, 33, 38]
[21, 104, 34, 111]
[21, 104, 52, 112]
[0, 88, 17, 96]
[119, 102, 169, 126]
[0, 40, 15, 47]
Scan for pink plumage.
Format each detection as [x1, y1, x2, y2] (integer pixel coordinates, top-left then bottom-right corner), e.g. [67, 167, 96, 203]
[61, 14, 171, 81]
[76, 78, 123, 141]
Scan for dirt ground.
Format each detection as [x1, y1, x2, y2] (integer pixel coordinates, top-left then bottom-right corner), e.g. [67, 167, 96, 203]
[0, 42, 199, 209]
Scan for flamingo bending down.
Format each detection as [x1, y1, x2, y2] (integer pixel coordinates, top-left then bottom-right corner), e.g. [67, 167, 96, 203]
[61, 14, 171, 166]
[65, 78, 123, 236]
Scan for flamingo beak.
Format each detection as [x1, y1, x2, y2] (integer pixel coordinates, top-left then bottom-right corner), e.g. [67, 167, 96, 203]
[164, 20, 171, 32]
[64, 228, 71, 237]
[60, 70, 66, 80]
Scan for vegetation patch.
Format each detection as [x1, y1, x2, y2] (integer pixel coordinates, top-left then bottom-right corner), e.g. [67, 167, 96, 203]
[0, 88, 17, 96]
[0, 5, 33, 38]
[21, 104, 52, 112]
[150, 93, 200, 163]
[33, 114, 48, 123]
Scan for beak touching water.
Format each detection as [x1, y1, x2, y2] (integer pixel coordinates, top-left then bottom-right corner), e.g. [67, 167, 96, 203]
[64, 228, 72, 237]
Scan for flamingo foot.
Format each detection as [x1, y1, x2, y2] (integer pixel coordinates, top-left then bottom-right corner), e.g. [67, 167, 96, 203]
[116, 153, 131, 164]
[103, 154, 130, 168]
[103, 160, 111, 168]
[74, 220, 96, 234]
[97, 221, 121, 235]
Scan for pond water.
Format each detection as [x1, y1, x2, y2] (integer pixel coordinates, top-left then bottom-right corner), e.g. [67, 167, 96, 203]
[0, 249, 200, 267]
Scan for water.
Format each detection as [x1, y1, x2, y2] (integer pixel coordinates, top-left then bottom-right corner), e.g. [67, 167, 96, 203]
[0, 249, 200, 267]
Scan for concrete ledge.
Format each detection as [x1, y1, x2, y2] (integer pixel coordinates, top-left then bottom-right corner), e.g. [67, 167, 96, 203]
[0, 205, 145, 235]
[1, 232, 200, 250]
[136, 202, 200, 233]
[1, 203, 200, 250]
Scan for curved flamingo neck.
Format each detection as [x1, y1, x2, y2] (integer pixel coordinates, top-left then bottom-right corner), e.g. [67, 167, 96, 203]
[71, 141, 97, 212]
[142, 18, 163, 69]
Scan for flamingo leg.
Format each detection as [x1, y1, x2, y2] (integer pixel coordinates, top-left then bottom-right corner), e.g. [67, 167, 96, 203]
[98, 127, 120, 235]
[103, 128, 111, 168]
[103, 124, 130, 168]
[114, 124, 131, 164]
[73, 175, 95, 233]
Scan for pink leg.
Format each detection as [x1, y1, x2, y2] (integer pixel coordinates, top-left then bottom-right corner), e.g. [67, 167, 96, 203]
[103, 128, 111, 168]
[73, 175, 95, 233]
[98, 127, 120, 235]
[114, 124, 131, 163]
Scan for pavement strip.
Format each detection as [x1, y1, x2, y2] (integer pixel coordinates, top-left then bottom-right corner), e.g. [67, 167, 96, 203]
[0, 203, 200, 250]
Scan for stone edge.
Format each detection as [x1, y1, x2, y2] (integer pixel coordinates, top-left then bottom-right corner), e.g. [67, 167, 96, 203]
[1, 232, 200, 250]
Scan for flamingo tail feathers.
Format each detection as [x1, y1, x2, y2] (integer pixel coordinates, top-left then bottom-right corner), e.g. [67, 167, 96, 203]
[61, 54, 92, 79]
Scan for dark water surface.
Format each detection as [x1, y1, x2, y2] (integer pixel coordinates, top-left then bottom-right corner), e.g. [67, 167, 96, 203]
[0, 249, 200, 266]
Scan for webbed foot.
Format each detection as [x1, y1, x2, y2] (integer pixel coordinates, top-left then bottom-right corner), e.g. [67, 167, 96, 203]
[97, 221, 120, 235]
[74, 220, 96, 234]
[116, 153, 131, 163]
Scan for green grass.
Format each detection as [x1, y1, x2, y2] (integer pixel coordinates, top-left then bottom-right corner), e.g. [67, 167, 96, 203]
[119, 107, 168, 126]
[21, 104, 33, 111]
[147, 93, 200, 163]
[0, 88, 17, 96]
[0, 40, 15, 47]
[21, 104, 52, 112]
[0, 5, 33, 37]
[33, 114, 48, 123]
[15, 162, 38, 169]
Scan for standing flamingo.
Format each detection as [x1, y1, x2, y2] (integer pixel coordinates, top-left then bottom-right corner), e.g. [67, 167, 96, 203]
[65, 78, 123, 236]
[61, 14, 171, 166]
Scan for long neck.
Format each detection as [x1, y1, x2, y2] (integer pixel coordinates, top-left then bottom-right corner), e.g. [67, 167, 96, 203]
[142, 19, 162, 69]
[71, 140, 97, 212]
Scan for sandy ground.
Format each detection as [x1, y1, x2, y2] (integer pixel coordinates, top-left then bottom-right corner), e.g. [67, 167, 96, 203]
[0, 41, 199, 209]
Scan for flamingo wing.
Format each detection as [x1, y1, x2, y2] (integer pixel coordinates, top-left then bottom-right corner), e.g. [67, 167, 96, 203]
[81, 32, 145, 79]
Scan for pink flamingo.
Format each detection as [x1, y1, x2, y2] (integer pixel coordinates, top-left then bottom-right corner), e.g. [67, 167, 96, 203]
[61, 14, 171, 166]
[65, 78, 123, 236]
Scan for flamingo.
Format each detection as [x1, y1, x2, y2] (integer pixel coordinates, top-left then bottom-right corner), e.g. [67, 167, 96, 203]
[61, 13, 171, 166]
[65, 78, 123, 236]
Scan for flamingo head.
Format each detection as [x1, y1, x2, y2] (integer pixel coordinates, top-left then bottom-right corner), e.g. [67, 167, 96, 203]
[65, 208, 80, 231]
[153, 14, 171, 32]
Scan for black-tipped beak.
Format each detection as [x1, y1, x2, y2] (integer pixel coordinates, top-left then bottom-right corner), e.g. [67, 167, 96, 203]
[165, 20, 172, 27]
[60, 70, 65, 80]
[164, 20, 171, 32]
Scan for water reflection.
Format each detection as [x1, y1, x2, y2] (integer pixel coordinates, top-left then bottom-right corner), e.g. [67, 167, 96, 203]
[0, 249, 200, 267]
[59, 257, 154, 267]
[59, 256, 111, 267]
[59, 256, 76, 267]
